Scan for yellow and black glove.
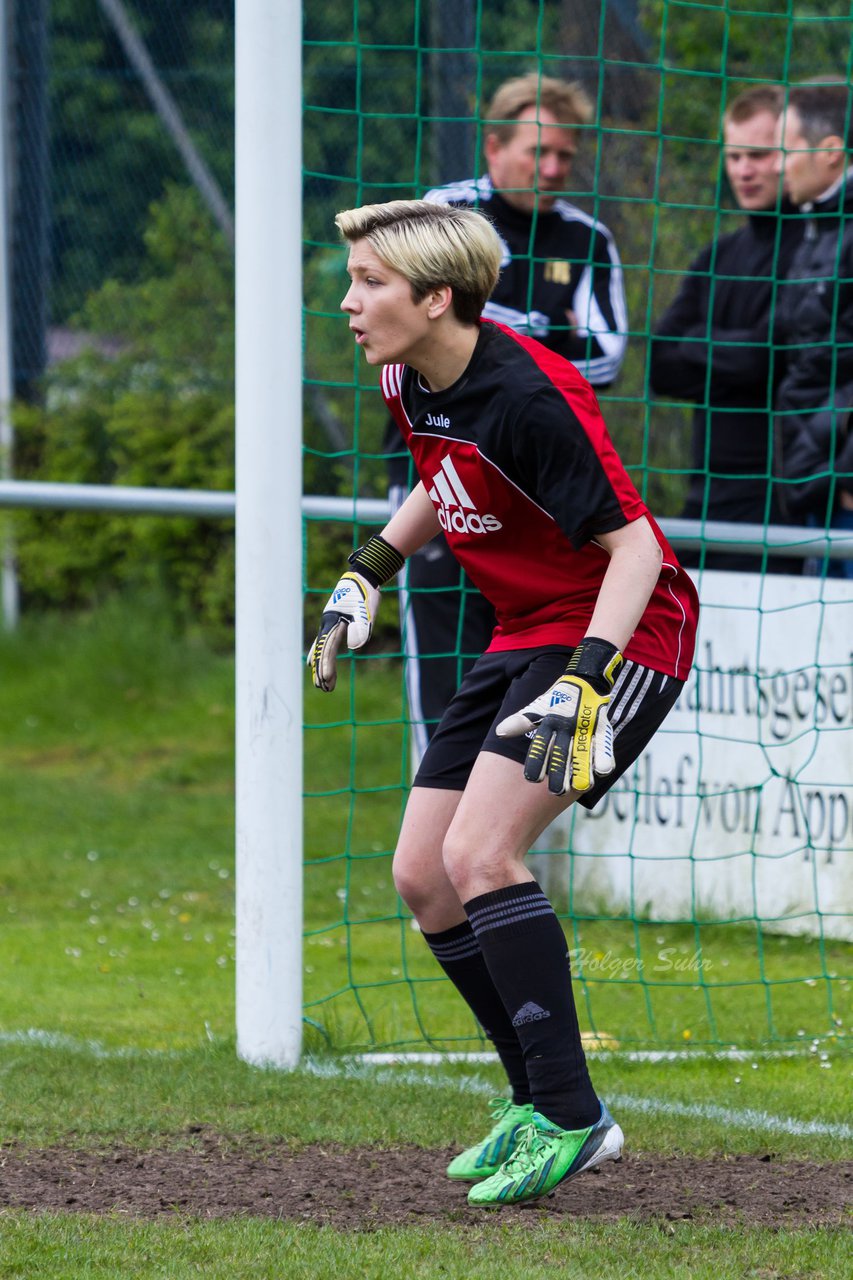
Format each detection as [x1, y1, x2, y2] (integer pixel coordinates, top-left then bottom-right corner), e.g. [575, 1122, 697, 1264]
[307, 535, 405, 692]
[496, 637, 624, 795]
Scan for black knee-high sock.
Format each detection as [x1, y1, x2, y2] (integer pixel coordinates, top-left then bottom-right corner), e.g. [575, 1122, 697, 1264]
[464, 881, 600, 1131]
[422, 920, 531, 1106]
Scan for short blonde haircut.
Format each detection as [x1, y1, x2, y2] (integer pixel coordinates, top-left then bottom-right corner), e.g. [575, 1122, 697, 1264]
[724, 84, 783, 127]
[335, 200, 502, 324]
[485, 73, 593, 144]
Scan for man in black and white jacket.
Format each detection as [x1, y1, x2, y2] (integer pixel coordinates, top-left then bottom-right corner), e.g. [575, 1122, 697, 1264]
[388, 72, 627, 751]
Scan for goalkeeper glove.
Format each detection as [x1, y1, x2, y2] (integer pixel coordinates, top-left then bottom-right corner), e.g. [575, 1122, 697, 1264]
[496, 637, 624, 795]
[307, 535, 405, 692]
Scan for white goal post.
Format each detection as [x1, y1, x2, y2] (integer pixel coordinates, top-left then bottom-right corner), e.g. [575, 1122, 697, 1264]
[234, 0, 303, 1069]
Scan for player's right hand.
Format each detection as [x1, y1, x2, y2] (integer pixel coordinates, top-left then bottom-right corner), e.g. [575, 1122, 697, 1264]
[495, 637, 623, 794]
[307, 571, 379, 693]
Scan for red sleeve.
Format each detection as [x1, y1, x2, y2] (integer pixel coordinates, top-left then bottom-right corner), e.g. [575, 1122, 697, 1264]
[380, 364, 411, 443]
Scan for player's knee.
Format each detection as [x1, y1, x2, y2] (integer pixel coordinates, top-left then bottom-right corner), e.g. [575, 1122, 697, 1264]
[441, 832, 496, 900]
[440, 829, 463, 888]
[391, 849, 430, 916]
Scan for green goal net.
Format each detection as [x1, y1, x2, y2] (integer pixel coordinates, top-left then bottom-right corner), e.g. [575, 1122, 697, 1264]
[302, 0, 852, 1055]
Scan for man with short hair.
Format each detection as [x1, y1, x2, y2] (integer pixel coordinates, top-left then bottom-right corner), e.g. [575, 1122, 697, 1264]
[649, 85, 804, 572]
[310, 198, 698, 1207]
[772, 80, 853, 572]
[388, 73, 628, 752]
[428, 72, 627, 379]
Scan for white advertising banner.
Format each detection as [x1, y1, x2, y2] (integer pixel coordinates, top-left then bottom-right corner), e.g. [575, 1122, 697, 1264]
[563, 570, 853, 940]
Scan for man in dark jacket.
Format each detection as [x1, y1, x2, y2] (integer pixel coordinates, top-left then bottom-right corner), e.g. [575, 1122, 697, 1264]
[388, 73, 628, 751]
[649, 85, 804, 572]
[773, 80, 853, 577]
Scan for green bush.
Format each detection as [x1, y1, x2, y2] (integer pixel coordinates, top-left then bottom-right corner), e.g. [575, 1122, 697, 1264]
[12, 182, 398, 650]
[13, 184, 236, 644]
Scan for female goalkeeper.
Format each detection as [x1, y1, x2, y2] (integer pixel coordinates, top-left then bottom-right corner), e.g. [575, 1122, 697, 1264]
[308, 199, 699, 1207]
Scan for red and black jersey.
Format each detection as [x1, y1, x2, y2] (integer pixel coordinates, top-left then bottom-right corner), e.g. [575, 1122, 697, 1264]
[381, 321, 699, 681]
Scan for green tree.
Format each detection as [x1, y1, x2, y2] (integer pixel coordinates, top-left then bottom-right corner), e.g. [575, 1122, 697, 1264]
[15, 185, 235, 641]
[49, 0, 233, 319]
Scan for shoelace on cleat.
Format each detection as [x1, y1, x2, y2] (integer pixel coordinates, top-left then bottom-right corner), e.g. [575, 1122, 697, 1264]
[486, 1097, 515, 1124]
[500, 1123, 549, 1176]
[479, 1097, 531, 1139]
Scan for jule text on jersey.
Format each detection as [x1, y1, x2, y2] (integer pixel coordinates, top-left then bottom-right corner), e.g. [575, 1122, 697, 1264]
[426, 454, 503, 535]
[423, 412, 451, 430]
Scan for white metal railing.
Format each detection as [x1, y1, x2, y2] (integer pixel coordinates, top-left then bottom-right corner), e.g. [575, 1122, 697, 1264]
[0, 479, 851, 559]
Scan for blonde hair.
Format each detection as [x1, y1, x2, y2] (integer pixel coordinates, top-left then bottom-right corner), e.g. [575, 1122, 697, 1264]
[335, 200, 502, 324]
[485, 73, 593, 144]
[724, 84, 783, 126]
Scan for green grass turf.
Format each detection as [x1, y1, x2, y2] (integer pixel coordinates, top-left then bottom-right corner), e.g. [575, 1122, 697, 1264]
[0, 1041, 848, 1161]
[0, 602, 847, 1058]
[0, 597, 848, 1065]
[304, 653, 851, 1055]
[0, 600, 849, 1276]
[0, 1216, 849, 1280]
[0, 600, 236, 1051]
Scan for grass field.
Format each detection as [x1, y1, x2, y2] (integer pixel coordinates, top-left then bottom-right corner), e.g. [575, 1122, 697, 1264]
[0, 1215, 849, 1280]
[0, 599, 849, 1277]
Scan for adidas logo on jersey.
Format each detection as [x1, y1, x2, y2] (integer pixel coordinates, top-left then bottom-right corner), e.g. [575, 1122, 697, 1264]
[427, 456, 503, 535]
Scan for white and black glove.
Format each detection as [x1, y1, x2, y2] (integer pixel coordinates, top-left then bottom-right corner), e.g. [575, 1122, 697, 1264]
[307, 535, 405, 692]
[496, 637, 624, 795]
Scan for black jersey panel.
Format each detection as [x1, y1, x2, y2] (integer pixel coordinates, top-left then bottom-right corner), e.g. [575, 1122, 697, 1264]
[511, 385, 628, 549]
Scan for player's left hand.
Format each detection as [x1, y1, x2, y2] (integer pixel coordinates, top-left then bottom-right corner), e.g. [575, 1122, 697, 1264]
[307, 571, 379, 693]
[496, 637, 623, 795]
[307, 535, 406, 694]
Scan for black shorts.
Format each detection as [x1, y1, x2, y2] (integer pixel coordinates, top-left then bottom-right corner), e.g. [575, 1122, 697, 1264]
[413, 645, 683, 810]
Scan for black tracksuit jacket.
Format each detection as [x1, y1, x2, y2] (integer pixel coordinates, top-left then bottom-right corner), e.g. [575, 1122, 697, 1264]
[772, 174, 853, 523]
[649, 203, 803, 530]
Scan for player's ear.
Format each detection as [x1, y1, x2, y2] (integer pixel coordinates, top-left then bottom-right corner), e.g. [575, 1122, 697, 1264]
[821, 135, 846, 175]
[427, 285, 454, 319]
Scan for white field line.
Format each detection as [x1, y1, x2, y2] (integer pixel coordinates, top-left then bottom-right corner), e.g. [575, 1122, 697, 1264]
[303, 1057, 853, 1142]
[606, 1092, 853, 1141]
[1, 1032, 829, 1065]
[355, 1048, 828, 1065]
[2, 1030, 849, 1142]
[0, 1029, 185, 1058]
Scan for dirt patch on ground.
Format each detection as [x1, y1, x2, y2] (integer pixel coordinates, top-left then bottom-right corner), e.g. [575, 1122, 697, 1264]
[0, 1135, 849, 1229]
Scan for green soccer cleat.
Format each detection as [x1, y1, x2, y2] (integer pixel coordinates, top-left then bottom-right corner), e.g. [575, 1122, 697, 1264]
[467, 1103, 624, 1206]
[446, 1097, 535, 1182]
